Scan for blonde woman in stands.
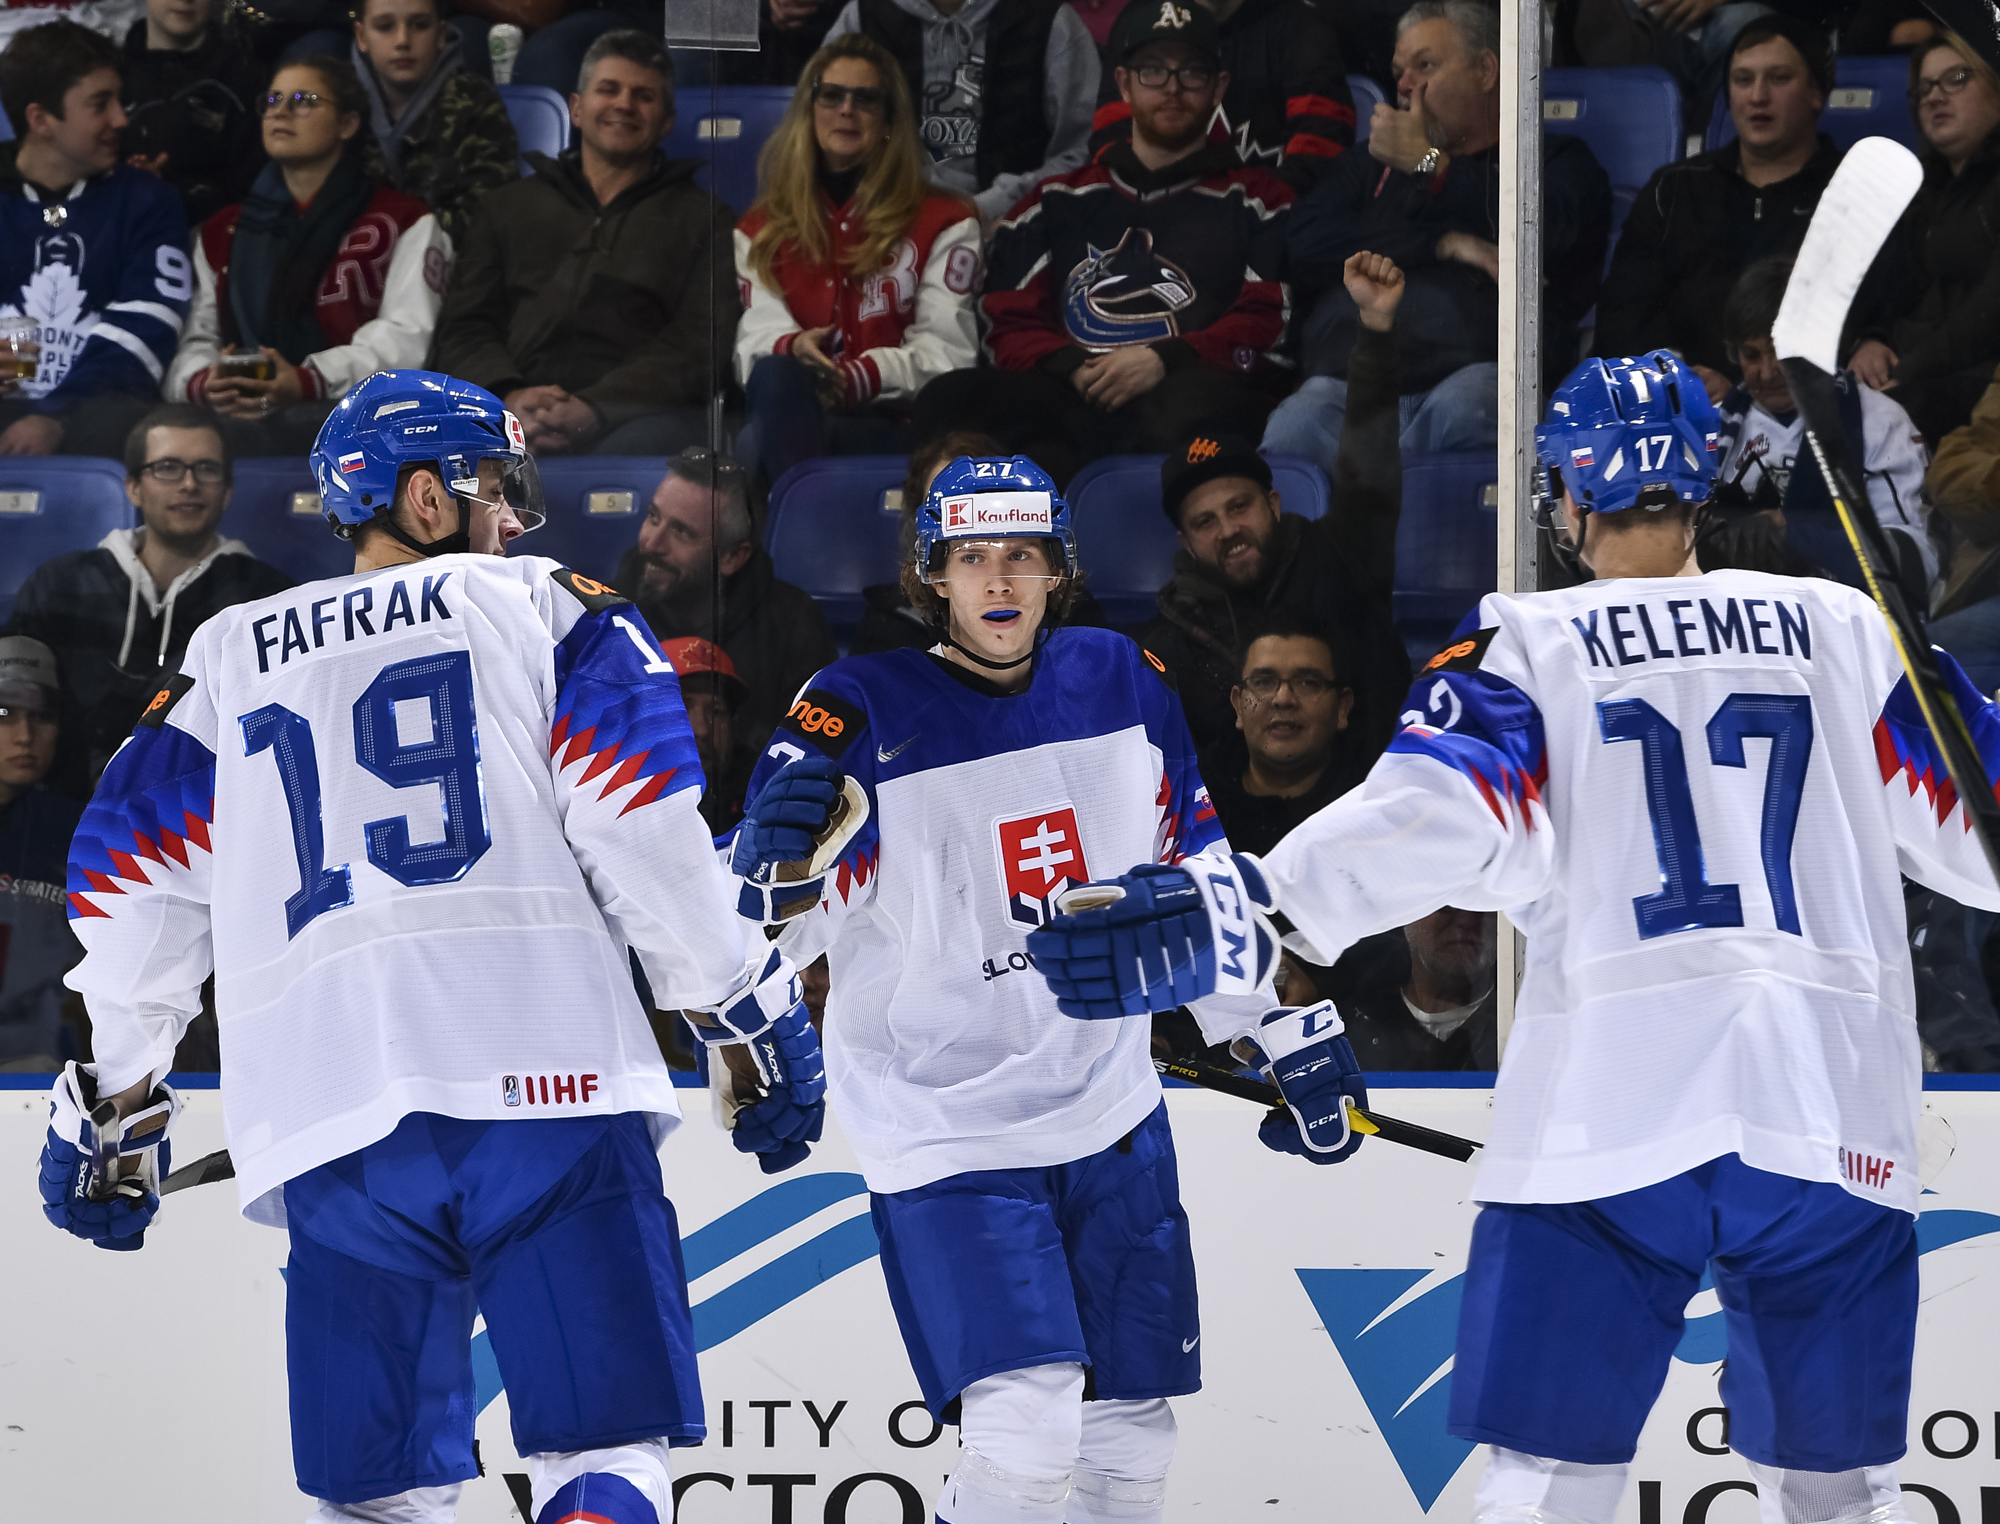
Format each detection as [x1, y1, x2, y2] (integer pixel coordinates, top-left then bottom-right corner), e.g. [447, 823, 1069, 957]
[734, 33, 980, 488]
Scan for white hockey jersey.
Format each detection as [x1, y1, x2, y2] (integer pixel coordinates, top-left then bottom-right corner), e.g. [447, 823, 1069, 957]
[746, 628, 1271, 1194]
[66, 554, 763, 1224]
[1258, 572, 2000, 1216]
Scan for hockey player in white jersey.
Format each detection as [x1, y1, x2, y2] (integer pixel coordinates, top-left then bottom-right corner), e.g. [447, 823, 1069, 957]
[1030, 350, 2000, 1524]
[36, 371, 825, 1524]
[726, 456, 1296, 1524]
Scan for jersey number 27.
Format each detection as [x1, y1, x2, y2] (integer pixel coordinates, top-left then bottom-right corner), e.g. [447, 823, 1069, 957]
[1599, 692, 1813, 940]
[241, 652, 492, 939]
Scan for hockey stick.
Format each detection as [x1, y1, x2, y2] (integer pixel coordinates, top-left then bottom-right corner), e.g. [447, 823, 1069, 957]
[1770, 136, 2000, 882]
[159, 1148, 234, 1197]
[1153, 1055, 1482, 1162]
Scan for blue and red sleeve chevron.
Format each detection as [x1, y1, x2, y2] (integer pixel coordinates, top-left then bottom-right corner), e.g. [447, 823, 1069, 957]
[1873, 654, 2000, 829]
[550, 610, 703, 818]
[1386, 669, 1549, 831]
[68, 724, 216, 920]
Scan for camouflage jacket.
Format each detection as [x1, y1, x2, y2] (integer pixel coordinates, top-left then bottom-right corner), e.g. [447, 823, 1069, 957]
[362, 70, 519, 241]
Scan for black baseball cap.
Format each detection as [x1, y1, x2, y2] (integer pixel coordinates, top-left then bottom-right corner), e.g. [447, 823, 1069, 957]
[1161, 431, 1272, 524]
[1111, 0, 1223, 68]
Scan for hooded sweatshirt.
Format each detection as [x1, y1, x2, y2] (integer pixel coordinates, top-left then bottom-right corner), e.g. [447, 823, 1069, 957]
[354, 28, 520, 240]
[4, 528, 293, 779]
[825, 0, 1099, 222]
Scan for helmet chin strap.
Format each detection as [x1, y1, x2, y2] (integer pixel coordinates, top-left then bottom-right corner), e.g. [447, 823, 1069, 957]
[376, 489, 471, 559]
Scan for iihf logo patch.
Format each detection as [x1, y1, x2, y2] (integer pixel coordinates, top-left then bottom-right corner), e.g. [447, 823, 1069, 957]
[502, 1075, 521, 1107]
[995, 807, 1092, 928]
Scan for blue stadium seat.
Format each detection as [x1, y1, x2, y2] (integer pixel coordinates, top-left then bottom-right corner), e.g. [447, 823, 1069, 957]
[0, 459, 132, 623]
[0, 110, 11, 145]
[661, 86, 794, 219]
[497, 84, 570, 172]
[217, 460, 356, 586]
[529, 456, 669, 587]
[1706, 55, 1919, 154]
[1348, 74, 1386, 144]
[763, 456, 909, 632]
[1542, 67, 1682, 271]
[1394, 451, 1498, 666]
[1065, 453, 1330, 627]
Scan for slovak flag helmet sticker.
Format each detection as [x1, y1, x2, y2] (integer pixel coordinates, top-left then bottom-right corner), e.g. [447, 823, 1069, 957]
[337, 451, 367, 474]
[1570, 445, 1595, 469]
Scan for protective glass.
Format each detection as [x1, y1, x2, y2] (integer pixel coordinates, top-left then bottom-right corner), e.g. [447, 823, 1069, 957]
[452, 454, 547, 533]
[930, 538, 1065, 592]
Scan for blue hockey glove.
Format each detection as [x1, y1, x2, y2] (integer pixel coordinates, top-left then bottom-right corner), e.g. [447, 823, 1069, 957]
[730, 758, 871, 924]
[730, 1004, 827, 1175]
[686, 948, 804, 1046]
[1242, 1002, 1368, 1164]
[1027, 853, 1280, 1018]
[39, 1062, 180, 1249]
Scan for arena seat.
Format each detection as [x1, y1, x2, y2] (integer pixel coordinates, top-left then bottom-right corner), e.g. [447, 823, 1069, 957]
[1394, 451, 1498, 666]
[661, 86, 794, 219]
[496, 84, 570, 172]
[0, 458, 131, 622]
[528, 456, 670, 588]
[1542, 67, 1683, 271]
[1065, 453, 1330, 626]
[763, 455, 908, 632]
[216, 459, 356, 586]
[1706, 55, 1920, 154]
[1348, 74, 1386, 144]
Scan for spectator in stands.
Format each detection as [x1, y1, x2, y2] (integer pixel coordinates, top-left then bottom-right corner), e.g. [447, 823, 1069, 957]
[1264, 0, 1610, 479]
[162, 56, 450, 456]
[119, 0, 265, 227]
[430, 29, 736, 456]
[0, 637, 84, 1071]
[1845, 32, 2000, 443]
[4, 404, 292, 782]
[823, 0, 1098, 227]
[660, 635, 753, 836]
[1139, 251, 1408, 760]
[674, 0, 847, 88]
[734, 35, 979, 487]
[1595, 15, 1840, 401]
[1921, 365, 2000, 696]
[856, 428, 989, 652]
[1199, 621, 1368, 857]
[0, 20, 190, 459]
[615, 448, 838, 748]
[1088, 0, 1357, 197]
[911, 2, 1290, 486]
[1334, 906, 1498, 1069]
[352, 0, 518, 239]
[1714, 256, 1936, 597]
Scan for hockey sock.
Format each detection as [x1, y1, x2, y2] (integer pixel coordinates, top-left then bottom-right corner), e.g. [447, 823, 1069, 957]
[529, 1436, 673, 1524]
[1473, 1446, 1631, 1524]
[1744, 1462, 1914, 1524]
[304, 1484, 461, 1524]
[937, 1364, 1086, 1524]
[1067, 1398, 1176, 1524]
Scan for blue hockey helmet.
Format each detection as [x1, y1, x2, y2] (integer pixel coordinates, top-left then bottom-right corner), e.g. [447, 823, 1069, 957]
[1534, 351, 1720, 522]
[310, 369, 545, 542]
[914, 455, 1078, 581]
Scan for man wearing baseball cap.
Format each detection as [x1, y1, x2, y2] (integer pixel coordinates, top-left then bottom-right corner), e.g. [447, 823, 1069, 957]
[0, 636, 85, 1069]
[661, 635, 753, 837]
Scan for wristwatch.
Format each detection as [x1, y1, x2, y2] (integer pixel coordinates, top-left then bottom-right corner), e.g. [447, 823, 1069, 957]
[1413, 146, 1443, 180]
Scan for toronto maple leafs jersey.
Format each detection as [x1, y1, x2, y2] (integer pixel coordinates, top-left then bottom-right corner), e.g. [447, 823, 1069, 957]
[1256, 571, 2000, 1217]
[66, 555, 764, 1225]
[747, 628, 1271, 1193]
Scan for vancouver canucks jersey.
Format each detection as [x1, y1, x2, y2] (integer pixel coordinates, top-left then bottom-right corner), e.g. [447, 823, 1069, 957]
[1258, 571, 2000, 1216]
[747, 627, 1271, 1193]
[66, 554, 764, 1224]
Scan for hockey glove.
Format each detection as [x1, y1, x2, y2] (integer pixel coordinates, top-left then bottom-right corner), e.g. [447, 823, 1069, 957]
[686, 948, 802, 1046]
[731, 758, 872, 924]
[1241, 1002, 1368, 1164]
[1027, 853, 1280, 1019]
[39, 1061, 180, 1249]
[729, 1004, 828, 1175]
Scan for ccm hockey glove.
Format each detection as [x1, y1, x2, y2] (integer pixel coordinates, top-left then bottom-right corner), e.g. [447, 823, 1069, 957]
[39, 1061, 180, 1249]
[731, 757, 871, 924]
[1241, 1002, 1369, 1164]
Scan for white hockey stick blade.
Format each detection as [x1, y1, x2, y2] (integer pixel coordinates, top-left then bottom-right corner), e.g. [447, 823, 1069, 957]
[1771, 137, 1922, 372]
[1919, 1110, 1957, 1190]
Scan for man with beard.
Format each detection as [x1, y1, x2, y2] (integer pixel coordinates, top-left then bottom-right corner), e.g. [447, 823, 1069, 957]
[4, 403, 291, 789]
[614, 447, 836, 749]
[910, 1, 1291, 485]
[1313, 906, 1499, 1070]
[1134, 251, 1409, 760]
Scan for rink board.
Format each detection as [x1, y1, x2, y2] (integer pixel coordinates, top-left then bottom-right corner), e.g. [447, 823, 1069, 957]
[7, 1077, 2000, 1523]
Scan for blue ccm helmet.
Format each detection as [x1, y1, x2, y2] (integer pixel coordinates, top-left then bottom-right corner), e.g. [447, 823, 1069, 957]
[310, 369, 545, 547]
[1534, 351, 1720, 522]
[914, 455, 1079, 582]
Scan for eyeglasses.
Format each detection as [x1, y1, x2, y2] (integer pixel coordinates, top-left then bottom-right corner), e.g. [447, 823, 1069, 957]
[260, 90, 328, 117]
[1241, 671, 1340, 700]
[812, 82, 889, 115]
[140, 457, 228, 485]
[674, 446, 748, 477]
[1911, 65, 1978, 101]
[1130, 62, 1216, 92]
